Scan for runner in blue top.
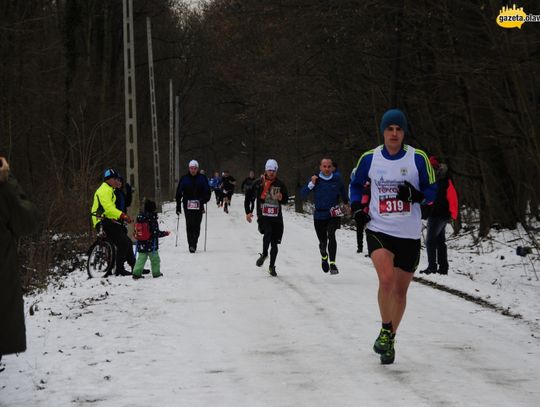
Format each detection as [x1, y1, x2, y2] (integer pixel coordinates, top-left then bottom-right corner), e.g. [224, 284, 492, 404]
[301, 158, 349, 275]
[349, 108, 437, 365]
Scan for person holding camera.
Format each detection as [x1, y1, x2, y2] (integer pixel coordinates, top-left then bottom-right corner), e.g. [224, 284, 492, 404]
[349, 109, 437, 364]
[0, 156, 39, 371]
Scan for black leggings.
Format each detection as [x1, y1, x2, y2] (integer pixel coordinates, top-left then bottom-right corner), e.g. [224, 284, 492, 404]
[261, 220, 283, 267]
[101, 219, 135, 271]
[314, 218, 341, 262]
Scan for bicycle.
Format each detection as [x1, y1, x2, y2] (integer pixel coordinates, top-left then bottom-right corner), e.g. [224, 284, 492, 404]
[87, 221, 116, 278]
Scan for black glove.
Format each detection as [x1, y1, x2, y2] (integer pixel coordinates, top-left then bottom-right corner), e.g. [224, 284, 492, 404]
[397, 181, 424, 203]
[421, 204, 433, 220]
[176, 206, 182, 215]
[351, 201, 371, 224]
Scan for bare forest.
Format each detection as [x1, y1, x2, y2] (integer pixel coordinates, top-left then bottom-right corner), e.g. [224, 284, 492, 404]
[1, 0, 539, 288]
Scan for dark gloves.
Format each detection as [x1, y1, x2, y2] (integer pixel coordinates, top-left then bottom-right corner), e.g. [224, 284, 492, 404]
[421, 204, 433, 220]
[397, 181, 424, 203]
[351, 201, 371, 224]
[176, 206, 182, 215]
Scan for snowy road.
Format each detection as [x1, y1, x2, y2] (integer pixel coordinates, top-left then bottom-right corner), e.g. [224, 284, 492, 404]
[1, 200, 539, 406]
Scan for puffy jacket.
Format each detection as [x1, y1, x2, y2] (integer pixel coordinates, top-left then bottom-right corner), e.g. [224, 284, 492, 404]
[300, 172, 349, 220]
[135, 212, 168, 253]
[91, 182, 122, 227]
[0, 175, 39, 355]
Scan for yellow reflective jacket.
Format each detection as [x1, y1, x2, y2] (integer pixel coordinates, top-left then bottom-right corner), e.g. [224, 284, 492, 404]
[91, 182, 122, 227]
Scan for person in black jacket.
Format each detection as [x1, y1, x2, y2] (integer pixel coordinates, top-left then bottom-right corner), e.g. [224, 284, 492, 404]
[221, 170, 236, 213]
[0, 157, 39, 372]
[132, 199, 170, 279]
[176, 160, 211, 253]
[241, 170, 256, 213]
[245, 159, 288, 277]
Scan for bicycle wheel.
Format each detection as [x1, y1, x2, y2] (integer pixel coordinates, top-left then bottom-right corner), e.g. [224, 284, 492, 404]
[87, 240, 115, 278]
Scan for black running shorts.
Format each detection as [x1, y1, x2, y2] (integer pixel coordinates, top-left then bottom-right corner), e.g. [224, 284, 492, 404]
[258, 218, 284, 243]
[366, 229, 421, 273]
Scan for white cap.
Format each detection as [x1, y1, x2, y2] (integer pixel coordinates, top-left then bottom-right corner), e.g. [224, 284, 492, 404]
[265, 159, 278, 172]
[188, 160, 199, 168]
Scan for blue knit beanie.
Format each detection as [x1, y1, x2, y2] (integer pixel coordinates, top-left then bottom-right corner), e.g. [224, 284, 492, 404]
[380, 109, 408, 134]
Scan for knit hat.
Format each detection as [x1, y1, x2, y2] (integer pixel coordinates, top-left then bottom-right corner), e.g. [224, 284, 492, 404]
[265, 159, 278, 172]
[188, 160, 199, 168]
[103, 168, 120, 181]
[380, 109, 408, 134]
[144, 199, 157, 213]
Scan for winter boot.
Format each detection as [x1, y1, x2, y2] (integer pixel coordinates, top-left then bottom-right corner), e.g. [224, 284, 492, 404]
[419, 267, 436, 275]
[268, 265, 277, 277]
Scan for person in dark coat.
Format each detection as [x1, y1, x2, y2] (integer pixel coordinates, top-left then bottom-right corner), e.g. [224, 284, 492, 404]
[241, 170, 257, 214]
[114, 176, 133, 234]
[114, 176, 133, 213]
[0, 157, 39, 369]
[245, 159, 288, 277]
[420, 157, 458, 275]
[175, 160, 211, 253]
[220, 170, 236, 213]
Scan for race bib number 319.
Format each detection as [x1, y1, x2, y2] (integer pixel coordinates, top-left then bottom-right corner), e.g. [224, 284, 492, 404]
[379, 198, 410, 216]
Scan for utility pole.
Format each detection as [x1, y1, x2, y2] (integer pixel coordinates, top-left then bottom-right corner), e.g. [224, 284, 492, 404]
[168, 79, 174, 198]
[123, 0, 140, 217]
[174, 95, 180, 185]
[146, 17, 161, 206]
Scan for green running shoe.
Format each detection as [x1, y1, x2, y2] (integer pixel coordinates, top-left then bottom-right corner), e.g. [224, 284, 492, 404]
[256, 253, 268, 267]
[380, 338, 395, 365]
[373, 328, 392, 354]
[268, 265, 277, 277]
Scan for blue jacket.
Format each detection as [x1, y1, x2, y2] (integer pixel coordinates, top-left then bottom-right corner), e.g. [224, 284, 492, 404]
[300, 172, 349, 220]
[209, 176, 221, 190]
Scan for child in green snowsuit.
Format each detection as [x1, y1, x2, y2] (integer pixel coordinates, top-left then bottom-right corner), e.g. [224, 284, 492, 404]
[132, 200, 169, 279]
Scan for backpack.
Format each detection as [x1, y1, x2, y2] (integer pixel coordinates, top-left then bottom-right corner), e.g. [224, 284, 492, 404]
[134, 219, 151, 241]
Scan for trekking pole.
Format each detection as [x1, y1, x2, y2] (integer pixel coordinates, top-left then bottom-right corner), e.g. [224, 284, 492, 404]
[204, 203, 208, 252]
[175, 214, 180, 247]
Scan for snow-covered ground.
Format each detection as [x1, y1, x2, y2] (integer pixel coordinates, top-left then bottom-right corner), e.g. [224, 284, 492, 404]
[1, 197, 539, 406]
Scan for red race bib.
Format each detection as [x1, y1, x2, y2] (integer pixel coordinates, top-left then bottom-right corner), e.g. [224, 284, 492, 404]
[379, 198, 410, 216]
[262, 203, 279, 217]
